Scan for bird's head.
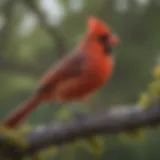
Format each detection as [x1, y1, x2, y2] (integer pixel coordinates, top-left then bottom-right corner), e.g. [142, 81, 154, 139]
[87, 16, 120, 51]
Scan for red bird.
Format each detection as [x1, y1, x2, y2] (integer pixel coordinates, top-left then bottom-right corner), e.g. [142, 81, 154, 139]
[3, 16, 120, 128]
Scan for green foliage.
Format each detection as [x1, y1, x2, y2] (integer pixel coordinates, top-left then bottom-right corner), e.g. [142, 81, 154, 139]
[0, 125, 30, 159]
[76, 136, 104, 156]
[138, 64, 160, 110]
[118, 63, 160, 141]
[119, 129, 146, 143]
[139, 92, 152, 110]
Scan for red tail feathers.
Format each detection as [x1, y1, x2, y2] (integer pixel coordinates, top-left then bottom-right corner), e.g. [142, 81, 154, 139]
[3, 95, 41, 128]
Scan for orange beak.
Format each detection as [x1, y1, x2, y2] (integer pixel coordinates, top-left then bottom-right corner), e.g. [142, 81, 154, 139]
[109, 34, 120, 46]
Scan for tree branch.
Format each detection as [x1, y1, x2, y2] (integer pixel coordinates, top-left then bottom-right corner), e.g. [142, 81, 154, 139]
[0, 58, 41, 76]
[0, 0, 17, 56]
[0, 0, 68, 75]
[24, 0, 67, 55]
[26, 103, 160, 155]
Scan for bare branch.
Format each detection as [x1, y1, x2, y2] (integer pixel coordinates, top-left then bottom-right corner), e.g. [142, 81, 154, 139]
[0, 0, 17, 56]
[23, 0, 67, 55]
[0, 0, 68, 75]
[0, 58, 41, 76]
[25, 103, 160, 155]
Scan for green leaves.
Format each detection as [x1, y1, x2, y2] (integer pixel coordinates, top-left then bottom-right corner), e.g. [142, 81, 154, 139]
[119, 129, 146, 143]
[0, 125, 30, 159]
[77, 136, 104, 157]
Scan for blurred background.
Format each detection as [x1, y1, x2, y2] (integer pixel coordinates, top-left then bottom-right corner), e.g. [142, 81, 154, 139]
[0, 0, 160, 160]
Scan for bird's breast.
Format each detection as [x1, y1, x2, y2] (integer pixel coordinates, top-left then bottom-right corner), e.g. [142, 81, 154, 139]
[54, 55, 114, 102]
[88, 55, 114, 85]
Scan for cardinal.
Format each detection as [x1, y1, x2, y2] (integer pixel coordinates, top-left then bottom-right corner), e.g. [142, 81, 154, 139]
[3, 16, 120, 128]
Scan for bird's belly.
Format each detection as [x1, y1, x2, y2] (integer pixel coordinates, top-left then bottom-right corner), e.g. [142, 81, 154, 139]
[54, 74, 106, 102]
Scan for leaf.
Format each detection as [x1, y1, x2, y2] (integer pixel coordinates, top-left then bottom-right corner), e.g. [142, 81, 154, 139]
[139, 92, 152, 110]
[119, 129, 146, 143]
[153, 65, 160, 79]
[54, 105, 73, 120]
[149, 81, 160, 98]
[78, 136, 104, 157]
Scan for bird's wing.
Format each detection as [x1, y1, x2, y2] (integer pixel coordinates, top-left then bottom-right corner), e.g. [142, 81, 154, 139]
[37, 52, 87, 94]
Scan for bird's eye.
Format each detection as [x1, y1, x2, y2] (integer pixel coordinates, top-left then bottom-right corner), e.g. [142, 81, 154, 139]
[98, 34, 112, 54]
[98, 35, 108, 43]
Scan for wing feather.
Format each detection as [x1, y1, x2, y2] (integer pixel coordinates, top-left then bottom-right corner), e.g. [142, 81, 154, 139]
[37, 53, 87, 94]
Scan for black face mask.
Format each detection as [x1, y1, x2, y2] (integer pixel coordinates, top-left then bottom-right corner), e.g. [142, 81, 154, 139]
[98, 35, 112, 54]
